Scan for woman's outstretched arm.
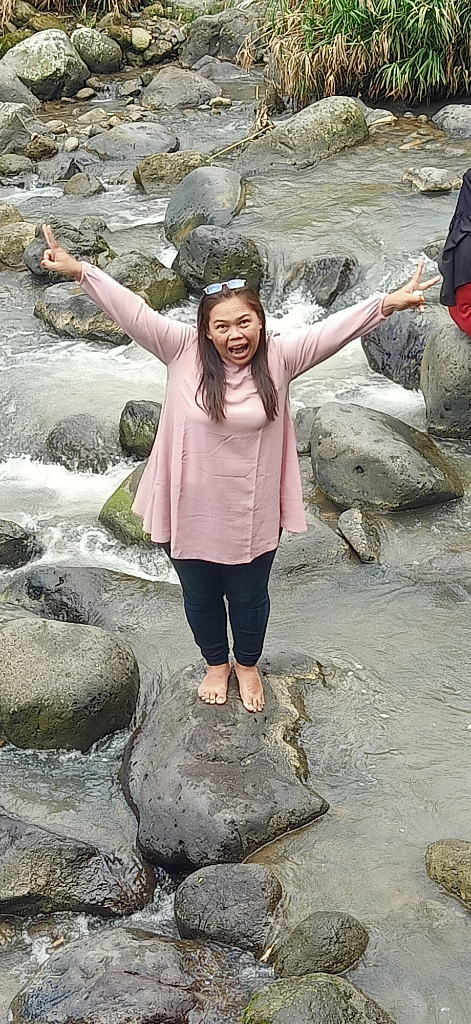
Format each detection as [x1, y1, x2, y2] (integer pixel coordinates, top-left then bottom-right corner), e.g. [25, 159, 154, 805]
[40, 224, 195, 364]
[281, 262, 441, 381]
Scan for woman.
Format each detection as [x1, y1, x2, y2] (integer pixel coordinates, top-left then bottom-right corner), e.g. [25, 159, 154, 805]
[41, 224, 439, 713]
[439, 169, 471, 333]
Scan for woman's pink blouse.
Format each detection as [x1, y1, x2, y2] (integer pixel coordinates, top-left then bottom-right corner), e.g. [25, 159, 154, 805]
[80, 263, 386, 563]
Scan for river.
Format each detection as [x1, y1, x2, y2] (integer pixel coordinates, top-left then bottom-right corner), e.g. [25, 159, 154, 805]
[1, 76, 471, 1023]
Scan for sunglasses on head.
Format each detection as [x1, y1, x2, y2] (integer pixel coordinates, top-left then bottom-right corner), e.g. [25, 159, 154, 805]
[203, 279, 246, 295]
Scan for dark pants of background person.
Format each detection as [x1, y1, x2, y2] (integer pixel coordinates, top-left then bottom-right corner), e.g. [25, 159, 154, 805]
[162, 544, 277, 666]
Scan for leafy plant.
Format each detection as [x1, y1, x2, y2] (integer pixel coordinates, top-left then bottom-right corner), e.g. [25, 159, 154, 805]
[258, 0, 471, 103]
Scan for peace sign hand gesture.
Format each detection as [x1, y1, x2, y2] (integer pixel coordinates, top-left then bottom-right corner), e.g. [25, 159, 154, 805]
[382, 261, 441, 316]
[41, 223, 83, 279]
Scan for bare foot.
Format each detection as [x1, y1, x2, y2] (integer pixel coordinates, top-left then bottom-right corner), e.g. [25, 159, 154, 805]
[198, 662, 231, 705]
[234, 661, 265, 712]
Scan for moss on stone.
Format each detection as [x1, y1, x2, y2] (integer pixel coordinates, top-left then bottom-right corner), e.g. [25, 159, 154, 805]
[0, 29, 31, 58]
[99, 462, 152, 546]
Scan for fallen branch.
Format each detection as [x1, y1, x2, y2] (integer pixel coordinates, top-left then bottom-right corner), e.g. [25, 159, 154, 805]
[211, 124, 274, 160]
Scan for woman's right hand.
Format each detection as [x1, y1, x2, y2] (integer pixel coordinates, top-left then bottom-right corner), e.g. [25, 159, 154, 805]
[41, 223, 82, 279]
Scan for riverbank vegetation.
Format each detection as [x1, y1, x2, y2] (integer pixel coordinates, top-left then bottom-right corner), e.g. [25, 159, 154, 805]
[258, 0, 471, 104]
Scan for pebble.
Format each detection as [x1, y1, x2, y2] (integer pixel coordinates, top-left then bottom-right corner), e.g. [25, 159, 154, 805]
[127, 108, 144, 121]
[209, 96, 232, 107]
[75, 87, 96, 101]
[63, 136, 79, 152]
[417, 114, 429, 123]
[46, 119, 68, 135]
[108, 115, 122, 127]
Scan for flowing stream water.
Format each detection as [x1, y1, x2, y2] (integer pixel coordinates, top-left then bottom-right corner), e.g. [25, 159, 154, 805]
[1, 78, 471, 1022]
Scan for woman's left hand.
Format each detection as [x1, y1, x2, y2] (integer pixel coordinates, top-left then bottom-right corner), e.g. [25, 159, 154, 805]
[382, 261, 441, 316]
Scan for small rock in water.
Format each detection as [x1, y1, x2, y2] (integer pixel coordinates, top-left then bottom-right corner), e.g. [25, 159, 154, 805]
[0, 519, 42, 568]
[23, 133, 58, 161]
[209, 95, 232, 106]
[0, 220, 35, 266]
[175, 863, 282, 955]
[46, 118, 68, 134]
[134, 149, 206, 191]
[119, 399, 161, 459]
[403, 166, 462, 192]
[173, 224, 263, 295]
[282, 254, 358, 307]
[269, 910, 369, 976]
[98, 462, 149, 545]
[362, 308, 433, 390]
[164, 165, 245, 247]
[272, 520, 353, 577]
[0, 153, 32, 175]
[76, 106, 109, 124]
[0, 617, 139, 751]
[63, 171, 105, 196]
[432, 103, 471, 137]
[75, 87, 96, 100]
[35, 281, 130, 346]
[63, 135, 79, 152]
[242, 975, 398, 1023]
[45, 413, 120, 473]
[0, 200, 22, 226]
[426, 839, 471, 906]
[337, 508, 381, 562]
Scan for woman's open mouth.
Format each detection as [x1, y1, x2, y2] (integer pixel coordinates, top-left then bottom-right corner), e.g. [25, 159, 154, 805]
[228, 342, 250, 358]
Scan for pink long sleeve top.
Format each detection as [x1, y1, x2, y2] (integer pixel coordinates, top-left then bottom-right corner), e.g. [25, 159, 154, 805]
[80, 263, 386, 563]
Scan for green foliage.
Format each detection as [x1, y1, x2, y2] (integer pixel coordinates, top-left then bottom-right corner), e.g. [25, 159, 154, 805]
[263, 0, 471, 103]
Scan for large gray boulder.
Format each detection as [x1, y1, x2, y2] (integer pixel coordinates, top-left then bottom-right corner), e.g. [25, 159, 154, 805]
[173, 224, 263, 295]
[134, 149, 207, 192]
[270, 911, 369, 977]
[85, 121, 179, 161]
[9, 926, 269, 1024]
[164, 165, 245, 247]
[0, 617, 139, 751]
[174, 863, 282, 955]
[140, 65, 220, 110]
[0, 101, 48, 154]
[106, 250, 186, 310]
[242, 974, 397, 1023]
[0, 815, 154, 917]
[432, 104, 471, 137]
[362, 309, 432, 390]
[426, 839, 471, 906]
[239, 96, 368, 173]
[311, 402, 463, 511]
[420, 317, 471, 438]
[1, 29, 89, 99]
[0, 64, 40, 110]
[35, 282, 131, 345]
[122, 653, 329, 871]
[71, 27, 122, 73]
[45, 413, 120, 473]
[24, 217, 107, 282]
[181, 8, 259, 66]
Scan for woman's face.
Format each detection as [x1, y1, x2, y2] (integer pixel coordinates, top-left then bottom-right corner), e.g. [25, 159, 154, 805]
[206, 296, 262, 366]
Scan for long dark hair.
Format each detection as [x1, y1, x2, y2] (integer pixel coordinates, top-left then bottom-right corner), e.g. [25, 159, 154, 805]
[196, 285, 278, 423]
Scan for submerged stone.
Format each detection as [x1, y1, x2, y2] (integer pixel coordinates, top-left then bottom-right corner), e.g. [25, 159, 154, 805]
[0, 815, 154, 917]
[242, 974, 397, 1023]
[403, 166, 461, 192]
[311, 402, 463, 511]
[426, 839, 471, 906]
[122, 653, 329, 871]
[0, 617, 139, 750]
[270, 911, 369, 977]
[45, 413, 120, 473]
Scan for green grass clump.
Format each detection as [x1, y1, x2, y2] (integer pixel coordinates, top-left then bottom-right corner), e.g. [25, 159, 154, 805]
[259, 0, 471, 104]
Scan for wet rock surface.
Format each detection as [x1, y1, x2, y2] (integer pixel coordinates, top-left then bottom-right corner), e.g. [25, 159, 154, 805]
[421, 316, 471, 438]
[63, 171, 104, 196]
[0, 65, 40, 109]
[242, 974, 397, 1023]
[106, 250, 186, 309]
[164, 165, 245, 246]
[311, 402, 464, 511]
[362, 310, 432, 390]
[99, 462, 150, 545]
[0, 519, 42, 568]
[0, 617, 139, 750]
[9, 926, 270, 1024]
[24, 217, 107, 282]
[0, 220, 35, 265]
[140, 65, 220, 109]
[35, 282, 131, 345]
[122, 652, 329, 871]
[283, 254, 358, 307]
[294, 406, 318, 455]
[85, 121, 179, 161]
[0, 814, 154, 917]
[175, 863, 282, 955]
[426, 839, 471, 906]
[337, 508, 381, 562]
[119, 400, 161, 459]
[173, 224, 263, 294]
[0, 100, 47, 154]
[403, 166, 461, 192]
[45, 414, 120, 473]
[270, 910, 369, 976]
[272, 520, 353, 578]
[238, 96, 368, 173]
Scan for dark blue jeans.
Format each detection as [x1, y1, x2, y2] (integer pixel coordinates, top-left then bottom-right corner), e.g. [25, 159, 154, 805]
[162, 545, 277, 666]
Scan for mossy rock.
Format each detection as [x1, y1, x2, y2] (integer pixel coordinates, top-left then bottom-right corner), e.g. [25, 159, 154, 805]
[134, 150, 207, 192]
[119, 400, 161, 460]
[242, 974, 397, 1024]
[426, 839, 471, 905]
[106, 251, 186, 310]
[28, 14, 68, 33]
[0, 201, 23, 227]
[99, 461, 151, 545]
[12, 1, 36, 27]
[270, 911, 369, 977]
[0, 29, 32, 59]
